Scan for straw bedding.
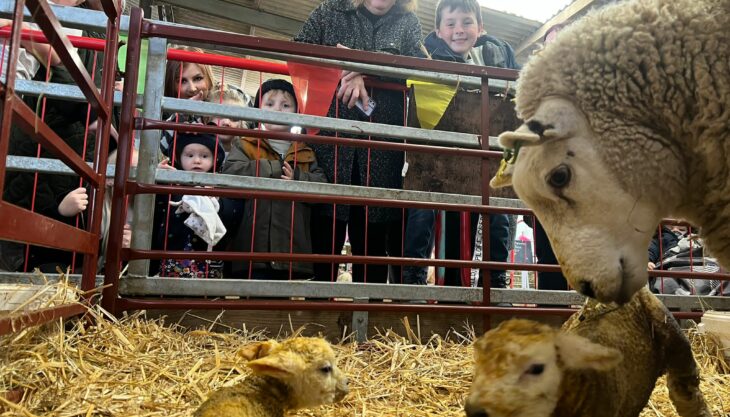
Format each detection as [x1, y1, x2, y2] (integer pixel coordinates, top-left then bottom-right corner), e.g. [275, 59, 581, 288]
[1, 283, 728, 416]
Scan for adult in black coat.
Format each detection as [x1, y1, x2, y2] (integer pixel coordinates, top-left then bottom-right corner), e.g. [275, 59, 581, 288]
[294, 0, 422, 283]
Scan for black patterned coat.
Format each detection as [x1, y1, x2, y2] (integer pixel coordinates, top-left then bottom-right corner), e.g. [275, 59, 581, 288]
[293, 0, 422, 223]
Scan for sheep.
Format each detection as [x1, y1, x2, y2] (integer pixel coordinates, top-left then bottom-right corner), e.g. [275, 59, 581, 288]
[489, 0, 730, 304]
[194, 337, 349, 417]
[464, 287, 711, 417]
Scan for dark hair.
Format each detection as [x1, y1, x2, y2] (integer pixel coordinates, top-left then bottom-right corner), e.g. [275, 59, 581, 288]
[253, 79, 298, 111]
[435, 0, 482, 28]
[173, 132, 225, 172]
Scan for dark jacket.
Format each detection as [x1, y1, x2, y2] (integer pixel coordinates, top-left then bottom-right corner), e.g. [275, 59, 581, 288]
[1, 14, 116, 272]
[150, 193, 242, 277]
[648, 226, 680, 265]
[293, 0, 422, 223]
[421, 31, 520, 69]
[222, 137, 328, 276]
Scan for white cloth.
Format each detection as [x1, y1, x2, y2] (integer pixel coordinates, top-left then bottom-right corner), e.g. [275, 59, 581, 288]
[170, 195, 227, 248]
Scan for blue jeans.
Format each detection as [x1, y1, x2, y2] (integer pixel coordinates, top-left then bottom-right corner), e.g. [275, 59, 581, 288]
[402, 208, 436, 285]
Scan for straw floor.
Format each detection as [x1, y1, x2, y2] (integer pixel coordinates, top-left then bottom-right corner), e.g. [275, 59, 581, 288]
[1, 285, 729, 416]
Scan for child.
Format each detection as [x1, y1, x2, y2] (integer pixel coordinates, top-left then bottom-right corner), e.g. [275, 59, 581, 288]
[205, 85, 252, 159]
[403, 0, 520, 287]
[422, 0, 519, 68]
[160, 45, 216, 157]
[223, 79, 327, 280]
[152, 132, 242, 278]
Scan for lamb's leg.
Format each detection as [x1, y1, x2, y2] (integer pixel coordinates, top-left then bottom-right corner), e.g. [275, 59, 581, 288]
[662, 319, 711, 416]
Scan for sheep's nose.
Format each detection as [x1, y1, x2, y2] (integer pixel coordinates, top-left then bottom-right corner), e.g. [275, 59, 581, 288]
[464, 402, 489, 417]
[578, 280, 595, 298]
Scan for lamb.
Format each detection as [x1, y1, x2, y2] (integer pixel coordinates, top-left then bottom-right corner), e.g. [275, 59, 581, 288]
[464, 287, 711, 417]
[194, 337, 349, 417]
[490, 0, 730, 304]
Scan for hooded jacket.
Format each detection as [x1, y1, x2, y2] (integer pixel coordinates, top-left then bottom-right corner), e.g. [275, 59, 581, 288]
[421, 31, 520, 69]
[223, 137, 328, 276]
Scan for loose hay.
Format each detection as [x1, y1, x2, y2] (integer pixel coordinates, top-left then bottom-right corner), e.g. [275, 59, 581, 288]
[1, 282, 728, 416]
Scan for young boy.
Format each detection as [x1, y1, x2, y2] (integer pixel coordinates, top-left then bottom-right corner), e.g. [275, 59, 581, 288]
[422, 0, 519, 68]
[223, 79, 327, 280]
[151, 132, 242, 278]
[404, 0, 519, 287]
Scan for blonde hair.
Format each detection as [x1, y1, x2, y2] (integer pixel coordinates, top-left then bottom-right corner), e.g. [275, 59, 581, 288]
[207, 85, 251, 107]
[351, 0, 417, 13]
[164, 45, 216, 99]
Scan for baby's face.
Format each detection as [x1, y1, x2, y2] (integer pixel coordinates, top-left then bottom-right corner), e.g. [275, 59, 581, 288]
[180, 143, 214, 173]
[260, 90, 296, 132]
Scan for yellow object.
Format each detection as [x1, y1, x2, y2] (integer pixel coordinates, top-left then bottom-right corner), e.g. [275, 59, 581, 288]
[407, 80, 457, 130]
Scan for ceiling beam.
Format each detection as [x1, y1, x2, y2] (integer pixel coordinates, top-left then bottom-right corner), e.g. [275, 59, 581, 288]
[161, 0, 303, 37]
[514, 0, 599, 56]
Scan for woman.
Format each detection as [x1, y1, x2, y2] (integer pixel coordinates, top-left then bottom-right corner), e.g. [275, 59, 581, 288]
[294, 0, 422, 283]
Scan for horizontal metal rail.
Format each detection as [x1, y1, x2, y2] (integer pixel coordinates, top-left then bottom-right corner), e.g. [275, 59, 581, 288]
[0, 303, 86, 337]
[0, 1, 517, 89]
[14, 79, 496, 149]
[0, 202, 98, 254]
[117, 278, 730, 311]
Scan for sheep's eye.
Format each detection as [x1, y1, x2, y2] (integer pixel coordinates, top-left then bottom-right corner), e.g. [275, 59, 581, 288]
[526, 364, 545, 375]
[320, 365, 333, 374]
[547, 165, 571, 189]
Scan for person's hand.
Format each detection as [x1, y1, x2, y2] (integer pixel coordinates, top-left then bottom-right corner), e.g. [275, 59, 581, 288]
[58, 187, 88, 217]
[336, 44, 369, 110]
[647, 261, 656, 271]
[189, 90, 205, 101]
[122, 224, 132, 248]
[281, 161, 294, 180]
[157, 158, 176, 170]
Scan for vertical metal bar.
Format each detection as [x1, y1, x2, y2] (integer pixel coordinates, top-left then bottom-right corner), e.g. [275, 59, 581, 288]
[480, 76, 491, 330]
[0, 0, 25, 198]
[103, 7, 143, 314]
[81, 8, 120, 293]
[128, 36, 167, 277]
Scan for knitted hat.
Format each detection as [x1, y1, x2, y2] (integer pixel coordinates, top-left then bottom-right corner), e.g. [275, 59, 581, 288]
[253, 78, 298, 111]
[173, 132, 226, 173]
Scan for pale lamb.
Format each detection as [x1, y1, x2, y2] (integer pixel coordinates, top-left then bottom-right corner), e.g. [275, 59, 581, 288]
[490, 0, 730, 303]
[464, 287, 711, 417]
[194, 337, 349, 417]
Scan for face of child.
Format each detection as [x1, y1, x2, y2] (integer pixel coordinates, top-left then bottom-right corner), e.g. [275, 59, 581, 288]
[436, 7, 483, 58]
[180, 143, 214, 173]
[178, 63, 209, 101]
[363, 0, 397, 15]
[49, 0, 86, 6]
[260, 90, 296, 132]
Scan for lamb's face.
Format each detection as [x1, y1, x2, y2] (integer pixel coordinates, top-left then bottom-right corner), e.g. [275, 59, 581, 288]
[465, 320, 563, 417]
[245, 337, 349, 410]
[495, 97, 660, 304]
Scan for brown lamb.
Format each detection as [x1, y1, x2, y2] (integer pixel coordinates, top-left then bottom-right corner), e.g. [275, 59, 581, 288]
[465, 287, 711, 417]
[195, 337, 349, 417]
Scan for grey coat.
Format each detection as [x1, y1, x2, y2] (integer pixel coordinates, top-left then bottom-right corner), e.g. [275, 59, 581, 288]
[293, 0, 422, 223]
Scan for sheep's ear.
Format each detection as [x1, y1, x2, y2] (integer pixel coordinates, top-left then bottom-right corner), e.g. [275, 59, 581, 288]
[497, 124, 541, 151]
[238, 340, 279, 361]
[554, 333, 622, 371]
[247, 352, 301, 378]
[490, 158, 514, 189]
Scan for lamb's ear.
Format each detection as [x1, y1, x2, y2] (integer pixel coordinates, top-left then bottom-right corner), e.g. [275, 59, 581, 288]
[490, 159, 514, 189]
[238, 340, 279, 361]
[554, 333, 622, 371]
[247, 352, 301, 378]
[497, 124, 541, 151]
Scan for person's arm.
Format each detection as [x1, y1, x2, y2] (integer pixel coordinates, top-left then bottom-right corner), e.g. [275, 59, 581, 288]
[293, 159, 328, 184]
[400, 14, 424, 58]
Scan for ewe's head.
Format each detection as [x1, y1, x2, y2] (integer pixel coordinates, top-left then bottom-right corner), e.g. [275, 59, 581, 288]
[239, 337, 349, 409]
[465, 319, 622, 417]
[491, 97, 663, 304]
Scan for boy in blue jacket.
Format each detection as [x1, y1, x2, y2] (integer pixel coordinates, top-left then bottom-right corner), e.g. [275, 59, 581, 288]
[404, 0, 519, 287]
